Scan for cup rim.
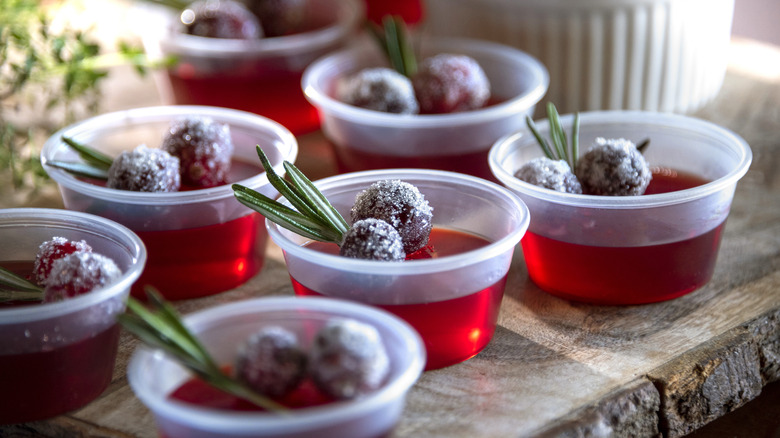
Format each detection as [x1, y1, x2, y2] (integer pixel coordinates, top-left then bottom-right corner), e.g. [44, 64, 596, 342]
[267, 169, 530, 274]
[127, 296, 425, 433]
[0, 208, 146, 323]
[147, 0, 364, 57]
[302, 37, 550, 128]
[40, 105, 298, 206]
[488, 110, 753, 209]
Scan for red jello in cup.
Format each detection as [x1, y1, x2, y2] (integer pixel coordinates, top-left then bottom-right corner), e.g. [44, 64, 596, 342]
[41, 106, 298, 300]
[0, 208, 145, 424]
[489, 111, 753, 305]
[302, 37, 548, 181]
[266, 169, 530, 370]
[137, 0, 363, 135]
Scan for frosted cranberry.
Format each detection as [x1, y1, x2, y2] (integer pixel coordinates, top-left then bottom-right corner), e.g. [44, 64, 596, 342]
[340, 218, 406, 261]
[235, 326, 308, 397]
[575, 137, 652, 196]
[161, 116, 234, 188]
[43, 252, 122, 302]
[412, 53, 490, 114]
[107, 145, 181, 193]
[336, 68, 419, 115]
[309, 318, 390, 400]
[246, 0, 306, 37]
[31, 237, 93, 286]
[515, 157, 583, 194]
[351, 180, 433, 254]
[182, 0, 262, 39]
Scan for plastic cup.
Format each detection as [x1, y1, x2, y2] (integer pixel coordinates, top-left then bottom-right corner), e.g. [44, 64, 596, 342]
[302, 37, 548, 181]
[41, 105, 298, 300]
[267, 169, 530, 370]
[127, 296, 425, 438]
[489, 111, 752, 305]
[0, 208, 146, 424]
[138, 0, 363, 135]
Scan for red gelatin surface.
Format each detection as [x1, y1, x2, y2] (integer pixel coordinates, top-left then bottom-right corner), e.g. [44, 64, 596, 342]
[0, 324, 120, 424]
[291, 228, 502, 370]
[522, 170, 722, 305]
[132, 213, 265, 300]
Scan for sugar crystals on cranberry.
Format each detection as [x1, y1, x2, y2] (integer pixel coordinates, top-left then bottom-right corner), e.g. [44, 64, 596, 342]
[107, 145, 181, 193]
[336, 67, 420, 115]
[43, 252, 122, 302]
[181, 0, 262, 39]
[235, 326, 308, 398]
[162, 116, 234, 188]
[412, 53, 491, 114]
[515, 157, 583, 194]
[575, 137, 652, 196]
[309, 318, 390, 400]
[31, 236, 93, 286]
[351, 179, 433, 254]
[340, 218, 406, 261]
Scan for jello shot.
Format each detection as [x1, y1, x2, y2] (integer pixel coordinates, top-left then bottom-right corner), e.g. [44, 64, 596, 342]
[127, 296, 425, 438]
[266, 169, 530, 370]
[0, 208, 145, 424]
[139, 0, 364, 135]
[302, 37, 548, 181]
[489, 111, 752, 305]
[41, 105, 298, 300]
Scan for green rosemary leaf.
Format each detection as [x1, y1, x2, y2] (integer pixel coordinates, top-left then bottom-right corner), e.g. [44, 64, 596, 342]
[46, 160, 109, 180]
[0, 266, 43, 303]
[546, 103, 567, 164]
[0, 289, 44, 303]
[526, 115, 555, 160]
[572, 112, 580, 166]
[637, 138, 650, 153]
[283, 161, 349, 235]
[61, 136, 113, 169]
[254, 147, 323, 223]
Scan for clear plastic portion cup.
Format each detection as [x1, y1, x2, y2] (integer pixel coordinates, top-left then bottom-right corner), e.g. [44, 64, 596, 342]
[127, 296, 425, 438]
[302, 37, 549, 181]
[0, 208, 146, 424]
[267, 169, 530, 369]
[138, 0, 364, 135]
[41, 105, 298, 300]
[489, 111, 752, 305]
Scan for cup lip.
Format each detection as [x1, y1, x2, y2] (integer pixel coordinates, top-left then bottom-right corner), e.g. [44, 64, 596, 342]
[127, 296, 426, 433]
[148, 0, 364, 57]
[489, 110, 753, 209]
[0, 208, 146, 323]
[302, 36, 550, 128]
[267, 169, 530, 274]
[40, 105, 298, 206]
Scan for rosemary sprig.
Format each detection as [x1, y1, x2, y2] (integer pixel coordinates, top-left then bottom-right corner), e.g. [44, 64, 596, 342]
[526, 103, 580, 170]
[369, 16, 417, 77]
[232, 147, 348, 245]
[0, 266, 44, 303]
[118, 288, 288, 413]
[46, 136, 111, 180]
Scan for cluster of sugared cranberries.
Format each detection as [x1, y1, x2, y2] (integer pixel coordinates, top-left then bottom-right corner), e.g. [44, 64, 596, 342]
[235, 318, 389, 400]
[31, 237, 121, 302]
[343, 179, 433, 260]
[516, 137, 651, 196]
[182, 0, 306, 39]
[336, 54, 490, 115]
[107, 145, 181, 192]
[161, 116, 234, 188]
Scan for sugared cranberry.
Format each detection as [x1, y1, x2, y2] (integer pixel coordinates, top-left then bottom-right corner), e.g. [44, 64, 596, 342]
[235, 326, 308, 398]
[309, 318, 390, 400]
[31, 237, 93, 286]
[515, 157, 583, 194]
[575, 137, 652, 196]
[246, 0, 306, 37]
[43, 252, 122, 302]
[107, 145, 181, 193]
[161, 116, 234, 188]
[351, 180, 433, 254]
[336, 68, 419, 115]
[340, 218, 406, 261]
[182, 0, 262, 39]
[411, 53, 490, 114]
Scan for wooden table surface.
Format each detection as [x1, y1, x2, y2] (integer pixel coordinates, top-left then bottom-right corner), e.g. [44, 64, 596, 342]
[2, 37, 779, 437]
